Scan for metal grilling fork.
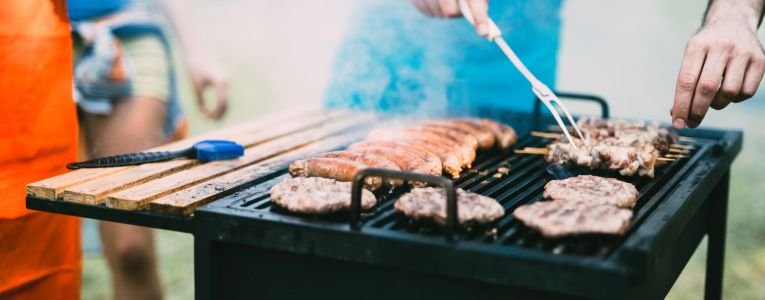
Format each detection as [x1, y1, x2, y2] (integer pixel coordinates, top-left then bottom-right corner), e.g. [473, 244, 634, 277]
[457, 0, 587, 148]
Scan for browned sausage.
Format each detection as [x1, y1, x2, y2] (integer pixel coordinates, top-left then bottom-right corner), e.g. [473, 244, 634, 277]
[347, 145, 435, 187]
[288, 157, 382, 190]
[421, 120, 496, 149]
[368, 128, 475, 169]
[349, 141, 442, 176]
[463, 118, 518, 150]
[318, 151, 404, 186]
[416, 124, 479, 150]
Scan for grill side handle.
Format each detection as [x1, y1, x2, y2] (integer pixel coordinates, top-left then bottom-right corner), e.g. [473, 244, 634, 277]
[351, 168, 458, 242]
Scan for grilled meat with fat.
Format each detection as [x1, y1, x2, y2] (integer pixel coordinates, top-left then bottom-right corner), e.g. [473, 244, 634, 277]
[394, 187, 504, 226]
[577, 117, 679, 153]
[544, 175, 639, 208]
[545, 138, 658, 177]
[288, 157, 382, 190]
[513, 200, 633, 237]
[270, 177, 376, 214]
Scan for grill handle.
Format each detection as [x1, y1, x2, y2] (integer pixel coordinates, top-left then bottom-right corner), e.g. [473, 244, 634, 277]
[350, 168, 459, 241]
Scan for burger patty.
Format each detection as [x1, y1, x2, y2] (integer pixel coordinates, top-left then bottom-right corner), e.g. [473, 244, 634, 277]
[270, 177, 377, 214]
[394, 187, 504, 226]
[513, 200, 633, 237]
[544, 175, 639, 208]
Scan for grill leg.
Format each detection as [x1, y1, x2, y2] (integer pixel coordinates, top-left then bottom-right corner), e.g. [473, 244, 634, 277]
[705, 171, 729, 300]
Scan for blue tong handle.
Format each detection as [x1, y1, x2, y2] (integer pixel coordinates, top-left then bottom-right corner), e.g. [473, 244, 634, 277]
[66, 140, 245, 169]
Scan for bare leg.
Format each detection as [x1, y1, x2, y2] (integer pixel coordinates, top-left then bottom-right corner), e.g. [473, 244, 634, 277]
[81, 97, 168, 300]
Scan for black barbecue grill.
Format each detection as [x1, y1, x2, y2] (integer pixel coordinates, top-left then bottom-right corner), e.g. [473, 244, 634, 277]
[27, 94, 741, 300]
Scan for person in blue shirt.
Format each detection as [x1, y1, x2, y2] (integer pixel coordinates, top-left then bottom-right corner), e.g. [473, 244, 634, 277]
[326, 0, 765, 129]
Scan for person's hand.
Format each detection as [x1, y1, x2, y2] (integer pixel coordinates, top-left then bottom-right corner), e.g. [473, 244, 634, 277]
[187, 56, 228, 120]
[410, 0, 491, 37]
[671, 13, 765, 129]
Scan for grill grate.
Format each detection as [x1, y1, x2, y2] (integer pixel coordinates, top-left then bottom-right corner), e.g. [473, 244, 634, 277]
[226, 134, 709, 257]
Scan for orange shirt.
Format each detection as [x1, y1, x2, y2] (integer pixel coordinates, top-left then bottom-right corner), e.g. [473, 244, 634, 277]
[0, 0, 81, 298]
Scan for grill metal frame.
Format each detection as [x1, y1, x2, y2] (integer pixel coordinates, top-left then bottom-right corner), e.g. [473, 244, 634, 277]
[191, 120, 741, 300]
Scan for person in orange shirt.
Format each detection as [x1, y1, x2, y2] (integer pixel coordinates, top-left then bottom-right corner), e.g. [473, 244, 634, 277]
[0, 0, 82, 298]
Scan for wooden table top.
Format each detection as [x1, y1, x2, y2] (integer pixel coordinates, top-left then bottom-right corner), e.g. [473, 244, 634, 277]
[26, 108, 379, 216]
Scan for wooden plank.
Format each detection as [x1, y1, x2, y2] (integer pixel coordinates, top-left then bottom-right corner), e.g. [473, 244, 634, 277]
[105, 114, 375, 210]
[25, 107, 333, 200]
[149, 135, 361, 216]
[60, 110, 362, 205]
[26, 167, 129, 200]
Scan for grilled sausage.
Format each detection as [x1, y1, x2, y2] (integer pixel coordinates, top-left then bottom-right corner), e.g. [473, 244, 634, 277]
[318, 151, 404, 186]
[421, 120, 496, 149]
[416, 124, 480, 150]
[465, 118, 518, 150]
[346, 145, 435, 187]
[368, 128, 475, 169]
[349, 141, 442, 176]
[288, 157, 382, 191]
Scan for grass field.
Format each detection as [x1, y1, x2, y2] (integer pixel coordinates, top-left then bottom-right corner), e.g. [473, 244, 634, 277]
[81, 1, 764, 299]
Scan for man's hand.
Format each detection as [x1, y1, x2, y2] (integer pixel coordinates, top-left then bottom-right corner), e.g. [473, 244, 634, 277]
[671, 0, 765, 129]
[410, 0, 491, 37]
[188, 56, 228, 120]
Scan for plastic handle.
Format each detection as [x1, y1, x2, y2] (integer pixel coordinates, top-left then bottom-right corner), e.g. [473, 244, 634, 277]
[192, 140, 245, 161]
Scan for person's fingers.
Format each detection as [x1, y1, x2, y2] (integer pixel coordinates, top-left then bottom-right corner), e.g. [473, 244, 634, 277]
[411, 0, 434, 17]
[687, 51, 727, 128]
[192, 79, 210, 116]
[672, 41, 707, 129]
[466, 0, 489, 37]
[711, 56, 748, 110]
[737, 53, 765, 103]
[425, 0, 444, 17]
[210, 80, 229, 120]
[438, 0, 461, 17]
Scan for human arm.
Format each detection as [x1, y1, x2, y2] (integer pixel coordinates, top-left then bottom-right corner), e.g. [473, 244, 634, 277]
[671, 0, 765, 129]
[410, 0, 492, 37]
[158, 0, 228, 120]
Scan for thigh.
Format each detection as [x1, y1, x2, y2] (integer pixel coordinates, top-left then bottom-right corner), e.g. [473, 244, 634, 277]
[81, 96, 169, 157]
[99, 221, 155, 253]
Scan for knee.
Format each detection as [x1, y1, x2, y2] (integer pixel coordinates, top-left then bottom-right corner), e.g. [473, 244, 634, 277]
[109, 238, 156, 278]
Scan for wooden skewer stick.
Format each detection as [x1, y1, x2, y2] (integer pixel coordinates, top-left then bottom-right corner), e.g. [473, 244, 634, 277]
[665, 154, 688, 158]
[657, 157, 675, 162]
[671, 144, 695, 149]
[668, 148, 690, 154]
[514, 148, 549, 155]
[678, 136, 697, 142]
[531, 131, 563, 139]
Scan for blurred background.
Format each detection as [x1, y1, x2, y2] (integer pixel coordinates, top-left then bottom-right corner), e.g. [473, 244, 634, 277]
[80, 0, 765, 299]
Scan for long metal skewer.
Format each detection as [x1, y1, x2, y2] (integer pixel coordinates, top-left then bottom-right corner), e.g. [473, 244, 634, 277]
[457, 0, 587, 148]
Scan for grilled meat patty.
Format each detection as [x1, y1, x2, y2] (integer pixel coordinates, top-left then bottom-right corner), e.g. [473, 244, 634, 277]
[318, 151, 404, 186]
[270, 177, 377, 214]
[288, 157, 382, 191]
[544, 175, 639, 208]
[394, 187, 504, 226]
[513, 200, 633, 237]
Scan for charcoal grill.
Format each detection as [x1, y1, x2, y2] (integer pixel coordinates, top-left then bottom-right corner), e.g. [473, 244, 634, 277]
[26, 93, 741, 300]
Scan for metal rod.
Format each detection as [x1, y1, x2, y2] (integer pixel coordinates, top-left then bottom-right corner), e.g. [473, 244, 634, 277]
[350, 168, 459, 241]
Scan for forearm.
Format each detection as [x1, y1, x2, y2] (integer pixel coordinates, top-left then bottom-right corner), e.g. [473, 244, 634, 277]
[703, 0, 765, 30]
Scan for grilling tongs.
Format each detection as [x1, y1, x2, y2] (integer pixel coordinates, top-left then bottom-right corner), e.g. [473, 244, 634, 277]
[457, 0, 587, 148]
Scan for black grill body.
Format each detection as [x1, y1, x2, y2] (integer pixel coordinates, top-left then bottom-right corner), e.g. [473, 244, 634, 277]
[191, 112, 741, 300]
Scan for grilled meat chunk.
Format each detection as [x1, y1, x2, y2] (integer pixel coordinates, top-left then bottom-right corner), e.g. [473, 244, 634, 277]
[394, 187, 504, 226]
[544, 175, 639, 208]
[545, 139, 658, 177]
[577, 117, 679, 153]
[270, 177, 376, 214]
[288, 157, 382, 190]
[318, 151, 404, 186]
[513, 200, 633, 237]
[348, 142, 442, 176]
